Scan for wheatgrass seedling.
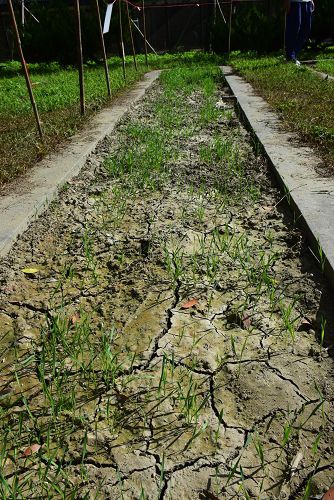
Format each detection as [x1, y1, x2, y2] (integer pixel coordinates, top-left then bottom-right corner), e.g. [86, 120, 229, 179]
[184, 416, 208, 451]
[199, 101, 220, 127]
[279, 300, 299, 342]
[163, 244, 185, 284]
[254, 438, 265, 469]
[316, 239, 326, 273]
[177, 325, 186, 346]
[100, 329, 121, 389]
[191, 330, 209, 351]
[281, 421, 293, 448]
[303, 458, 320, 500]
[158, 353, 169, 396]
[320, 315, 326, 347]
[139, 485, 147, 500]
[311, 431, 323, 456]
[205, 252, 221, 283]
[202, 76, 217, 97]
[226, 454, 242, 487]
[237, 334, 249, 378]
[298, 396, 325, 431]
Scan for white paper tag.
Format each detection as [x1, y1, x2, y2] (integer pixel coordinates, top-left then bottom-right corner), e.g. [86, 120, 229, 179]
[103, 2, 114, 34]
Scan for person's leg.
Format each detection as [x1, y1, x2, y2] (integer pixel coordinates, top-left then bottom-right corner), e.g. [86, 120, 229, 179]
[295, 1, 312, 57]
[285, 2, 302, 61]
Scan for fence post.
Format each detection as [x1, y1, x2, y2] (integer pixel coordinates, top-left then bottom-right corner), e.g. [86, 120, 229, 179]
[228, 0, 232, 56]
[74, 0, 85, 115]
[142, 0, 148, 66]
[94, 0, 111, 96]
[7, 0, 43, 139]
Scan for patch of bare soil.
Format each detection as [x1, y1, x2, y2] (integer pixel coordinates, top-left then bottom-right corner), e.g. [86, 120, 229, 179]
[0, 72, 333, 499]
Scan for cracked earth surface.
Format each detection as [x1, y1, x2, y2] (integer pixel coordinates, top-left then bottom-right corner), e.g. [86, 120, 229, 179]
[0, 67, 333, 499]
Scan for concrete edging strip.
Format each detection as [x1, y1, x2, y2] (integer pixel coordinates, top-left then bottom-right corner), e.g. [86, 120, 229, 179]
[221, 65, 334, 289]
[0, 70, 161, 258]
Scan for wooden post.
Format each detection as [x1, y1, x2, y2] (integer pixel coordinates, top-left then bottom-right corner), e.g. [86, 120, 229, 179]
[142, 0, 148, 66]
[118, 0, 126, 79]
[126, 0, 137, 70]
[199, 2, 203, 49]
[283, 11, 287, 54]
[94, 0, 111, 95]
[7, 0, 43, 139]
[74, 0, 85, 115]
[228, 0, 232, 56]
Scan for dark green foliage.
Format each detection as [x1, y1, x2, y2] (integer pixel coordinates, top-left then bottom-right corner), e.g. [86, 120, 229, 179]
[6, 0, 334, 61]
[20, 0, 117, 63]
[212, 0, 334, 54]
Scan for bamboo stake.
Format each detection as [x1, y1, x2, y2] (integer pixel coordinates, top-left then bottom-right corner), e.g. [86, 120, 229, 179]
[142, 0, 148, 66]
[94, 0, 111, 95]
[228, 0, 232, 56]
[119, 0, 126, 79]
[130, 18, 157, 54]
[126, 0, 137, 70]
[283, 11, 287, 54]
[7, 0, 43, 139]
[74, 0, 85, 115]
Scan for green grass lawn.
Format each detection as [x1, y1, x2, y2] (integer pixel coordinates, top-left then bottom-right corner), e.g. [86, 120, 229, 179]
[314, 59, 334, 76]
[0, 51, 223, 186]
[229, 52, 334, 172]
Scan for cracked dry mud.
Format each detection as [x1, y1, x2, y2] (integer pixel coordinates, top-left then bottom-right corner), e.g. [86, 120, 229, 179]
[0, 68, 333, 499]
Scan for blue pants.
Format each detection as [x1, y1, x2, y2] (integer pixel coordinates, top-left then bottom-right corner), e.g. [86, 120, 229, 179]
[285, 2, 313, 61]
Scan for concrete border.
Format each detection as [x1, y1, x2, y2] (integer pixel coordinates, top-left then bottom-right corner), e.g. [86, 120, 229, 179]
[221, 65, 334, 290]
[0, 70, 161, 258]
[301, 60, 334, 81]
[304, 65, 334, 81]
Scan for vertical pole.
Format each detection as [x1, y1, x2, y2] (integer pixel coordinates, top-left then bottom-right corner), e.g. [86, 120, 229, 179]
[126, 0, 137, 70]
[142, 0, 148, 66]
[94, 0, 111, 95]
[228, 0, 232, 56]
[21, 0, 24, 26]
[211, 0, 216, 51]
[7, 0, 43, 139]
[119, 0, 126, 79]
[283, 11, 287, 54]
[74, 0, 85, 115]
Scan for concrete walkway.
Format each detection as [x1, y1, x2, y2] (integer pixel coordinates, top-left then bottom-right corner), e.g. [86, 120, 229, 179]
[222, 66, 334, 289]
[0, 70, 160, 258]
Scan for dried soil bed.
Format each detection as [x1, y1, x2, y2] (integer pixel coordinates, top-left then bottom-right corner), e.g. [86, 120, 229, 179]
[0, 69, 333, 499]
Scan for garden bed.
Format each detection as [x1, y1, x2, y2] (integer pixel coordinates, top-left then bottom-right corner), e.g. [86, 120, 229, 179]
[0, 66, 333, 499]
[229, 54, 334, 174]
[0, 52, 222, 187]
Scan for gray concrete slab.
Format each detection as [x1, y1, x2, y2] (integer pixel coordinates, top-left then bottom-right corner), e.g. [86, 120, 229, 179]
[301, 61, 334, 81]
[221, 65, 334, 289]
[0, 70, 161, 258]
[306, 67, 334, 81]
